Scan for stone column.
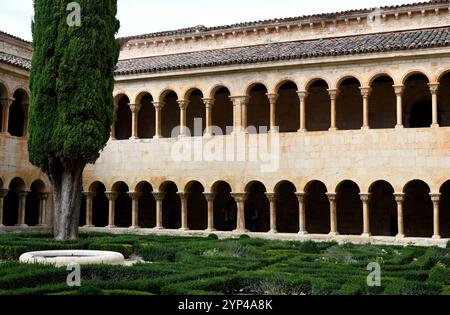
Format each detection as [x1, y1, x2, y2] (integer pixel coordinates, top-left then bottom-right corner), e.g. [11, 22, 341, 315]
[152, 192, 165, 229]
[204, 193, 216, 231]
[128, 191, 142, 229]
[17, 191, 29, 227]
[393, 85, 404, 129]
[229, 96, 247, 134]
[327, 193, 338, 236]
[82, 192, 96, 227]
[152, 101, 165, 139]
[429, 83, 440, 128]
[177, 100, 189, 137]
[265, 193, 277, 233]
[22, 103, 29, 137]
[177, 192, 190, 230]
[360, 193, 371, 237]
[266, 93, 279, 133]
[394, 193, 405, 238]
[231, 193, 248, 233]
[105, 191, 119, 228]
[202, 98, 215, 137]
[38, 193, 50, 227]
[360, 87, 371, 130]
[0, 189, 8, 227]
[430, 193, 441, 239]
[328, 89, 338, 131]
[296, 193, 307, 235]
[297, 91, 308, 132]
[0, 98, 14, 135]
[129, 103, 141, 140]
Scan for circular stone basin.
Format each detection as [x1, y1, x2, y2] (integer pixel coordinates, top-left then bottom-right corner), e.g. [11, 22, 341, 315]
[19, 250, 125, 267]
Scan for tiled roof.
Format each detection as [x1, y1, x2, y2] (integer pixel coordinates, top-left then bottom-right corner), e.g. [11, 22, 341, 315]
[0, 30, 31, 45]
[116, 26, 450, 76]
[119, 0, 450, 42]
[0, 52, 31, 70]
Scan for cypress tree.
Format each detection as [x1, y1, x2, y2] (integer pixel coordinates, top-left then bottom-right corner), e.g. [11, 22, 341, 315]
[28, 0, 120, 240]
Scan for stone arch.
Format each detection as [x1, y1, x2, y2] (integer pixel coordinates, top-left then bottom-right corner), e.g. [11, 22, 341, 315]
[336, 180, 362, 235]
[245, 181, 270, 232]
[403, 73, 431, 128]
[114, 95, 132, 140]
[274, 79, 299, 93]
[274, 181, 298, 233]
[304, 180, 329, 234]
[25, 180, 46, 227]
[89, 181, 109, 227]
[161, 90, 179, 138]
[305, 79, 330, 131]
[368, 180, 397, 236]
[137, 93, 155, 139]
[276, 81, 300, 133]
[112, 181, 131, 228]
[439, 181, 450, 238]
[403, 180, 432, 237]
[160, 181, 181, 229]
[4, 177, 26, 226]
[185, 181, 207, 230]
[437, 72, 450, 127]
[336, 77, 362, 130]
[211, 181, 236, 231]
[369, 75, 396, 129]
[211, 86, 233, 135]
[135, 181, 156, 228]
[186, 89, 205, 137]
[9, 89, 29, 137]
[247, 84, 270, 134]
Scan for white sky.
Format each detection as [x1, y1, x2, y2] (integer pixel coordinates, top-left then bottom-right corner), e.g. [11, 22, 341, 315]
[0, 0, 419, 41]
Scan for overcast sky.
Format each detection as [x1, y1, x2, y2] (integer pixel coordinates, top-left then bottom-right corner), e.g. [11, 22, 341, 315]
[1, 0, 419, 41]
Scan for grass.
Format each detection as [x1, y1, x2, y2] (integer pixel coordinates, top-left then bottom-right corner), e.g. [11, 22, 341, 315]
[0, 233, 449, 295]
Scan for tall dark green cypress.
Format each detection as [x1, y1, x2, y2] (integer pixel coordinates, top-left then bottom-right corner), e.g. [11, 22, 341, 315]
[28, 0, 120, 239]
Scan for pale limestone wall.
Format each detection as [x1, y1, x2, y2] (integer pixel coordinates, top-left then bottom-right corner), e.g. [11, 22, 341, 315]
[0, 33, 32, 60]
[119, 3, 450, 59]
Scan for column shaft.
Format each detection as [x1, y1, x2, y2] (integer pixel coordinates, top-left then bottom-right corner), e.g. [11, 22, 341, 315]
[393, 85, 404, 128]
[296, 193, 307, 235]
[328, 90, 338, 131]
[83, 192, 96, 227]
[128, 192, 142, 229]
[429, 83, 439, 127]
[297, 91, 308, 132]
[431, 193, 441, 239]
[129, 104, 141, 139]
[17, 192, 29, 226]
[360, 88, 371, 130]
[153, 102, 164, 139]
[105, 192, 118, 228]
[327, 193, 338, 236]
[38, 193, 50, 227]
[394, 193, 405, 238]
[1, 98, 13, 134]
[266, 193, 277, 233]
[178, 100, 189, 137]
[204, 193, 216, 231]
[203, 98, 215, 137]
[266, 94, 279, 133]
[231, 193, 248, 232]
[153, 192, 165, 229]
[360, 193, 371, 237]
[178, 193, 190, 230]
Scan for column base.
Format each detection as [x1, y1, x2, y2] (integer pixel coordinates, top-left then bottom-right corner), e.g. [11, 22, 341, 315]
[268, 229, 278, 234]
[203, 133, 213, 139]
[396, 233, 405, 239]
[179, 227, 189, 231]
[328, 127, 337, 132]
[106, 225, 117, 229]
[232, 229, 249, 234]
[129, 226, 140, 229]
[328, 232, 339, 237]
[15, 224, 28, 228]
[129, 136, 140, 140]
[432, 235, 441, 240]
[431, 124, 440, 128]
[361, 126, 370, 131]
[153, 135, 162, 140]
[395, 125, 404, 129]
[298, 231, 309, 236]
[361, 233, 372, 238]
[0, 224, 5, 228]
[83, 225, 95, 228]
[297, 128, 307, 133]
[37, 224, 50, 228]
[0, 132, 10, 136]
[206, 228, 216, 232]
[154, 226, 164, 230]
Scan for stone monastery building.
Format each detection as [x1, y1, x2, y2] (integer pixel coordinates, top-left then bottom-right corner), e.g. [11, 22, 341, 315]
[2, 1, 450, 246]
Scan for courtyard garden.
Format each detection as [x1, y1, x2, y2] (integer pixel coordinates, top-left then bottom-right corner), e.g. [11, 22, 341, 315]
[0, 233, 449, 295]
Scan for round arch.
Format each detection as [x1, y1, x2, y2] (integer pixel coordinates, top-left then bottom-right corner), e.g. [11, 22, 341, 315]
[403, 180, 432, 237]
[368, 180, 397, 236]
[274, 180, 298, 233]
[336, 180, 362, 235]
[244, 181, 270, 232]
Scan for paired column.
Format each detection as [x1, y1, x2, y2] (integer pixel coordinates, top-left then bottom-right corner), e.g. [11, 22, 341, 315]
[429, 83, 440, 128]
[152, 101, 165, 139]
[38, 193, 50, 227]
[296, 193, 307, 235]
[297, 91, 308, 132]
[394, 193, 405, 238]
[177, 100, 189, 137]
[393, 85, 404, 129]
[0, 189, 8, 227]
[129, 103, 141, 140]
[231, 193, 248, 233]
[360, 87, 371, 130]
[128, 191, 142, 229]
[177, 192, 190, 230]
[266, 93, 279, 133]
[265, 193, 277, 233]
[152, 192, 165, 229]
[430, 193, 441, 239]
[328, 89, 338, 131]
[105, 191, 118, 228]
[327, 193, 338, 236]
[17, 191, 29, 227]
[0, 98, 14, 135]
[203, 98, 215, 137]
[204, 193, 216, 231]
[229, 96, 248, 133]
[360, 193, 371, 237]
[82, 192, 96, 227]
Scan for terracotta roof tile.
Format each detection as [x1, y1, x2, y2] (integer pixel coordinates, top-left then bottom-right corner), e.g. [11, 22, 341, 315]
[0, 51, 31, 70]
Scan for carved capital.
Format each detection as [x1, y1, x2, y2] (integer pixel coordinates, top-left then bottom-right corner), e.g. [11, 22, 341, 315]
[0, 189, 9, 198]
[152, 192, 166, 201]
[326, 193, 337, 202]
[203, 193, 216, 202]
[177, 99, 189, 110]
[265, 193, 277, 203]
[428, 82, 440, 94]
[231, 193, 247, 203]
[17, 191, 30, 198]
[128, 191, 143, 200]
[82, 191, 97, 200]
[152, 101, 165, 110]
[393, 85, 404, 95]
[265, 93, 279, 105]
[129, 103, 142, 114]
[327, 89, 339, 100]
[430, 193, 441, 203]
[202, 98, 215, 109]
[394, 193, 405, 203]
[359, 193, 371, 202]
[177, 192, 191, 200]
[296, 91, 308, 101]
[105, 191, 119, 201]
[359, 87, 372, 98]
[295, 192, 306, 203]
[229, 96, 249, 107]
[0, 97, 14, 108]
[38, 193, 50, 201]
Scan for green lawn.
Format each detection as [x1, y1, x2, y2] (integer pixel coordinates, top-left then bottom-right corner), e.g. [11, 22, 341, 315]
[0, 233, 449, 295]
